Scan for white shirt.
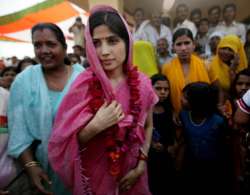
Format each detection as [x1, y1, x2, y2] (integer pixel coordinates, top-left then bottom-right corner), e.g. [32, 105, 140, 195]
[70, 25, 85, 47]
[133, 20, 150, 41]
[0, 87, 9, 117]
[243, 90, 250, 106]
[237, 89, 250, 114]
[140, 23, 172, 47]
[174, 19, 197, 38]
[214, 21, 246, 43]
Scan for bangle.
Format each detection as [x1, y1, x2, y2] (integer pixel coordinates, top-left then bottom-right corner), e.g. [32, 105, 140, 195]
[24, 161, 40, 168]
[139, 148, 148, 157]
[138, 148, 148, 161]
[138, 153, 148, 161]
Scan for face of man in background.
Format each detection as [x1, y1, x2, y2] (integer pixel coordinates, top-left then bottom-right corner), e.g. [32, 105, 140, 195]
[208, 8, 221, 25]
[157, 38, 169, 56]
[151, 13, 162, 28]
[198, 20, 209, 34]
[134, 9, 144, 26]
[176, 5, 189, 22]
[223, 6, 236, 23]
[73, 46, 84, 57]
[191, 13, 201, 27]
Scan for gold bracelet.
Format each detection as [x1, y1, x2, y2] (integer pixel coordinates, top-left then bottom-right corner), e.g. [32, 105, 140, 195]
[24, 161, 40, 168]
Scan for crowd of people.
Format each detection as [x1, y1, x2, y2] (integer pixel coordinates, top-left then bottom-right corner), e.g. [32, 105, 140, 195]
[0, 2, 250, 195]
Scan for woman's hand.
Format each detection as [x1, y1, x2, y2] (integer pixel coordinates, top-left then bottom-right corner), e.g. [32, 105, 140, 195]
[167, 144, 177, 158]
[151, 142, 164, 152]
[78, 100, 125, 144]
[26, 166, 53, 195]
[230, 53, 240, 69]
[173, 112, 182, 127]
[119, 161, 145, 192]
[92, 101, 125, 132]
[229, 53, 239, 82]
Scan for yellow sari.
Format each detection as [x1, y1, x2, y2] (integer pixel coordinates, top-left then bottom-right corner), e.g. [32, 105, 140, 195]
[133, 41, 159, 77]
[162, 54, 210, 113]
[208, 35, 248, 90]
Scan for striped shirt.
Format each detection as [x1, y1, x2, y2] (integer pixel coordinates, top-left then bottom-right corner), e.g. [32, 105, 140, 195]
[237, 90, 250, 114]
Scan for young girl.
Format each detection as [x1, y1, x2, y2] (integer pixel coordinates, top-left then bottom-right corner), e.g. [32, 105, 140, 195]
[231, 69, 250, 110]
[179, 82, 228, 192]
[148, 74, 176, 195]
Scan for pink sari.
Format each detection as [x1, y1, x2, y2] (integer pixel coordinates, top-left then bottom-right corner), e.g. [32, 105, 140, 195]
[48, 5, 158, 195]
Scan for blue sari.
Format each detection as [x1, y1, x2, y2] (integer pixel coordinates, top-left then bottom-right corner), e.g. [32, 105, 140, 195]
[7, 64, 84, 194]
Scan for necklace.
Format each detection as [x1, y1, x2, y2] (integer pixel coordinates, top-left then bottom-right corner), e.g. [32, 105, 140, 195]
[188, 112, 207, 127]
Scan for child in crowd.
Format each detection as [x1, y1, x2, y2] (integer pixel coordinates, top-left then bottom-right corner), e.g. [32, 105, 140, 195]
[148, 74, 176, 195]
[0, 67, 17, 90]
[179, 82, 229, 192]
[230, 69, 250, 192]
[230, 69, 250, 111]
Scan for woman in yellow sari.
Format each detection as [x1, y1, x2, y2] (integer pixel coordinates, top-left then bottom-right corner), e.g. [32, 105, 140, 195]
[208, 34, 248, 91]
[162, 28, 210, 114]
[133, 40, 159, 77]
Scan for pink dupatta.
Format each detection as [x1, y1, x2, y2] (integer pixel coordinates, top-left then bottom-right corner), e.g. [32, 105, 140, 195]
[48, 5, 157, 195]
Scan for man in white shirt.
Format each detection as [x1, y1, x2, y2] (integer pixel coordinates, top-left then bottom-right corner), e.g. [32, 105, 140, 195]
[69, 17, 85, 48]
[215, 3, 246, 43]
[190, 8, 202, 28]
[132, 8, 149, 41]
[174, 4, 197, 37]
[207, 5, 221, 35]
[140, 12, 172, 47]
[156, 38, 173, 69]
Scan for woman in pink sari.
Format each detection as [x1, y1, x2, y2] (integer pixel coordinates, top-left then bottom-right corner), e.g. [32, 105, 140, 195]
[48, 5, 158, 195]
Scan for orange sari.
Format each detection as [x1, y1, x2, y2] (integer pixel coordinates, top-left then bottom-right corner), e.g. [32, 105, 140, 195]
[208, 35, 248, 90]
[162, 54, 210, 113]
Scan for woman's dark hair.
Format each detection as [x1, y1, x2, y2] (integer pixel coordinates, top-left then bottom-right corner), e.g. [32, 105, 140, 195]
[230, 68, 250, 99]
[0, 67, 17, 77]
[173, 28, 194, 43]
[31, 23, 67, 49]
[16, 58, 37, 73]
[151, 73, 173, 111]
[182, 82, 219, 116]
[89, 11, 129, 64]
[151, 73, 168, 85]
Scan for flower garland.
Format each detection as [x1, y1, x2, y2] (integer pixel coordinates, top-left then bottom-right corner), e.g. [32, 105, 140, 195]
[88, 67, 141, 177]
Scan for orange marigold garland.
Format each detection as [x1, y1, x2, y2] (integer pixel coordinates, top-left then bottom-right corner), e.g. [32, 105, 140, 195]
[88, 67, 141, 177]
